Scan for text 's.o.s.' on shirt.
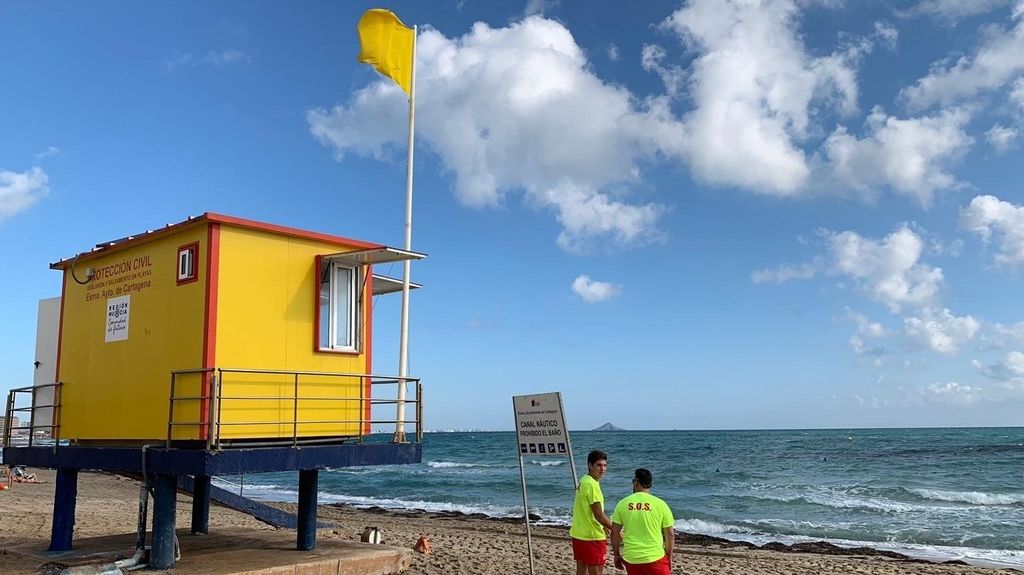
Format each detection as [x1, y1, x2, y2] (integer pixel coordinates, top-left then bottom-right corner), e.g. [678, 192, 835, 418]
[570, 474, 606, 540]
[611, 492, 674, 564]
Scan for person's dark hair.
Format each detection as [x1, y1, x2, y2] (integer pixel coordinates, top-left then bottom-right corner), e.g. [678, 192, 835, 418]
[587, 450, 607, 466]
[634, 468, 653, 488]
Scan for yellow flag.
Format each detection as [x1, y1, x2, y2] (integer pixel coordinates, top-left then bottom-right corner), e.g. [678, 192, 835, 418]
[357, 9, 415, 95]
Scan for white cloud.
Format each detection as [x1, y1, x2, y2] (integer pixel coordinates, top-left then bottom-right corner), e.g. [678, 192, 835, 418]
[204, 49, 249, 66]
[641, 44, 686, 97]
[542, 181, 664, 253]
[996, 321, 1024, 341]
[986, 124, 1018, 152]
[1004, 350, 1024, 373]
[929, 236, 964, 257]
[571, 275, 622, 303]
[1012, 77, 1024, 109]
[0, 167, 49, 222]
[823, 225, 943, 312]
[922, 381, 981, 405]
[750, 262, 818, 283]
[903, 307, 981, 354]
[311, 7, 982, 248]
[908, 0, 1011, 23]
[823, 107, 972, 205]
[165, 49, 250, 70]
[308, 82, 407, 162]
[973, 350, 1024, 380]
[661, 0, 863, 195]
[33, 146, 61, 161]
[960, 194, 1024, 267]
[165, 52, 195, 70]
[919, 367, 1024, 404]
[607, 43, 620, 62]
[661, 1, 969, 202]
[978, 321, 1024, 351]
[308, 17, 680, 252]
[755, 225, 986, 358]
[873, 22, 899, 50]
[850, 335, 887, 363]
[903, 3, 1024, 110]
[847, 308, 889, 337]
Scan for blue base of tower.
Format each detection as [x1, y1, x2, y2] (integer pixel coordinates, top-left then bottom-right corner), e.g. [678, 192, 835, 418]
[2, 442, 422, 570]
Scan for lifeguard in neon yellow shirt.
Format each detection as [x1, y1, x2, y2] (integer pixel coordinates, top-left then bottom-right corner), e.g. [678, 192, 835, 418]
[570, 450, 614, 575]
[610, 468, 675, 575]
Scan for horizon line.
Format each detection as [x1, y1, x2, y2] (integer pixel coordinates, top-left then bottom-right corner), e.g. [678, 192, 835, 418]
[420, 424, 1024, 433]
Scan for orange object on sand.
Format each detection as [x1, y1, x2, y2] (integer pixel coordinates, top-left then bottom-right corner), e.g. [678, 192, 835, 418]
[413, 535, 431, 555]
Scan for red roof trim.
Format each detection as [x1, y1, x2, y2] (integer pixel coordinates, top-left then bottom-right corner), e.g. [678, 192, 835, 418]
[51, 212, 384, 270]
[205, 213, 382, 251]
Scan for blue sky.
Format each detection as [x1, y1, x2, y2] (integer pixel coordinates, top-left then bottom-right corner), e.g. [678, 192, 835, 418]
[2, 1, 1024, 431]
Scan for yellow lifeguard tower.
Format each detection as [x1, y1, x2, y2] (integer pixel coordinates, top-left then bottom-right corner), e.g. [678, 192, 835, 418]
[2, 213, 425, 568]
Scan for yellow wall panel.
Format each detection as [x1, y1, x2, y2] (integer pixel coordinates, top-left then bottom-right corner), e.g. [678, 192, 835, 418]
[213, 226, 368, 440]
[58, 225, 208, 442]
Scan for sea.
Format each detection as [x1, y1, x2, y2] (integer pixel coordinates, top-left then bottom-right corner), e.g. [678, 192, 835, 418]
[219, 428, 1024, 568]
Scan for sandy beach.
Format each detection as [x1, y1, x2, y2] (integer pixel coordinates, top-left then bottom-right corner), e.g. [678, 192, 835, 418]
[0, 468, 1017, 575]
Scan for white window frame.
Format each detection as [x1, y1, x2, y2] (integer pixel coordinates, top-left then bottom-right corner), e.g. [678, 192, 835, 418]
[176, 244, 197, 284]
[319, 261, 361, 352]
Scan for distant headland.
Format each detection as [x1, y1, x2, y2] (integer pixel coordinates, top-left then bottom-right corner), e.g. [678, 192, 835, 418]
[592, 422, 624, 431]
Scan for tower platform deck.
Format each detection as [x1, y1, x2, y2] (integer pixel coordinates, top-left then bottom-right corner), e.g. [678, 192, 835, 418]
[3, 442, 422, 475]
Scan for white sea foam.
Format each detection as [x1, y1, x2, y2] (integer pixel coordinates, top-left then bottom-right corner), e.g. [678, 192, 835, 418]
[232, 483, 573, 525]
[755, 517, 855, 530]
[801, 492, 919, 513]
[325, 465, 393, 472]
[426, 461, 490, 469]
[743, 484, 974, 514]
[675, 518, 758, 535]
[746, 490, 920, 513]
[529, 460, 565, 466]
[911, 488, 1024, 506]
[676, 518, 1024, 567]
[212, 477, 286, 492]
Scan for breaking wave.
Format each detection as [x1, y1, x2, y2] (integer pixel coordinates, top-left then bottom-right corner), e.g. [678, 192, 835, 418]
[910, 489, 1024, 506]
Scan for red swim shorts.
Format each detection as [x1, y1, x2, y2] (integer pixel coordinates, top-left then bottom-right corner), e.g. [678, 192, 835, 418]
[571, 538, 607, 566]
[623, 555, 671, 575]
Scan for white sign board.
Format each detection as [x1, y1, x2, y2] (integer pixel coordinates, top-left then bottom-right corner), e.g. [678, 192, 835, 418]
[513, 392, 569, 457]
[512, 391, 577, 575]
[105, 295, 131, 342]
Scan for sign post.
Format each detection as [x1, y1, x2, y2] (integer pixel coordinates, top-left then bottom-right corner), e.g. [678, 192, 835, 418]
[512, 392, 577, 575]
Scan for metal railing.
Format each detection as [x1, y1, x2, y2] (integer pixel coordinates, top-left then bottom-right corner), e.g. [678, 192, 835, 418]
[2, 382, 62, 448]
[166, 367, 422, 449]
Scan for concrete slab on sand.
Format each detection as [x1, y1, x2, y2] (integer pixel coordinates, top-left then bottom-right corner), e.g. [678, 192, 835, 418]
[7, 528, 412, 575]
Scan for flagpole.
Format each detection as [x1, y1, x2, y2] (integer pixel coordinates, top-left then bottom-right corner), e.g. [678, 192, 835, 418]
[394, 25, 417, 444]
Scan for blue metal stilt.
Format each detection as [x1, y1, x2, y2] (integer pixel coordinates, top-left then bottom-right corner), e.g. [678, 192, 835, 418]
[49, 468, 79, 552]
[297, 468, 318, 551]
[151, 473, 178, 569]
[191, 474, 211, 534]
